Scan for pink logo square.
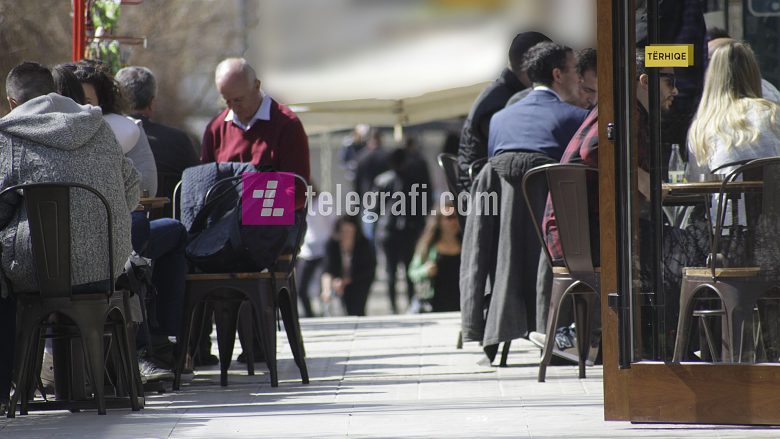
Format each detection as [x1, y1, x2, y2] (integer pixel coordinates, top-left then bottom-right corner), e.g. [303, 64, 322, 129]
[241, 172, 295, 225]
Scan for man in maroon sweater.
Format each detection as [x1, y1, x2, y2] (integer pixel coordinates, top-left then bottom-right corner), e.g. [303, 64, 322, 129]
[201, 58, 310, 364]
[201, 57, 310, 209]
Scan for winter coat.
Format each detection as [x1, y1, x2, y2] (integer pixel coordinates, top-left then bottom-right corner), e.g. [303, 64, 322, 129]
[460, 152, 555, 347]
[0, 93, 139, 297]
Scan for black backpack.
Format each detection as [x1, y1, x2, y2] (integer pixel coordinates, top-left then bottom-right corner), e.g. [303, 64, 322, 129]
[185, 175, 292, 273]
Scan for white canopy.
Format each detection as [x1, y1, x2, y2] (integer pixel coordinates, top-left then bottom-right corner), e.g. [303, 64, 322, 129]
[264, 24, 509, 134]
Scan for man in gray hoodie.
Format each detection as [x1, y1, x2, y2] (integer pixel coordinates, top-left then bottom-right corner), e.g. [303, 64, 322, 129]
[0, 62, 140, 408]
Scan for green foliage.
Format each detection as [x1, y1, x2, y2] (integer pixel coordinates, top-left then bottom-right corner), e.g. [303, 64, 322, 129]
[88, 0, 123, 73]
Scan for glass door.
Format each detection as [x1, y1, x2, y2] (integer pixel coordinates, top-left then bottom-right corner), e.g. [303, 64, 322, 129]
[599, 0, 780, 424]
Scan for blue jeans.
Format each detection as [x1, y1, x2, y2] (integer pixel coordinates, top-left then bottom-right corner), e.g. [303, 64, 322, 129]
[132, 213, 187, 337]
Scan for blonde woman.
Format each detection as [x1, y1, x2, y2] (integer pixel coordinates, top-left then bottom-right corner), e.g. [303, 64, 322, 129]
[687, 41, 780, 179]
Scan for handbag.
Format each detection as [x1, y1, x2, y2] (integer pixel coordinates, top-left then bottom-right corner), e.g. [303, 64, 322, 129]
[185, 176, 291, 273]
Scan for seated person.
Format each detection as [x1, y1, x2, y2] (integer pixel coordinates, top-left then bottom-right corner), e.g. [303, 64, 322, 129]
[116, 66, 199, 217]
[321, 216, 376, 317]
[687, 41, 780, 178]
[408, 204, 462, 313]
[59, 62, 187, 370]
[0, 62, 139, 408]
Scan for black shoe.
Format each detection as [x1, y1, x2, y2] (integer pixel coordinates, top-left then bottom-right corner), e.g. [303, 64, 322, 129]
[193, 352, 219, 367]
[237, 350, 266, 364]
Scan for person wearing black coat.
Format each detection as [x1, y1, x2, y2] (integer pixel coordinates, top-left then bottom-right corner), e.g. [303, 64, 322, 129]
[322, 216, 377, 316]
[456, 31, 551, 194]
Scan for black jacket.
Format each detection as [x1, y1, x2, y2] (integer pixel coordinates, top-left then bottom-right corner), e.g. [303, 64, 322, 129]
[135, 115, 199, 215]
[457, 68, 526, 193]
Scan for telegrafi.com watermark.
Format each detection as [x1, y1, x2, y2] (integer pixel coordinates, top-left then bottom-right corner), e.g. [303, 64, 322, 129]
[304, 184, 499, 223]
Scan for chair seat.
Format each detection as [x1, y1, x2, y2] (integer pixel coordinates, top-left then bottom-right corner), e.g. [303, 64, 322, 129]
[185, 272, 288, 281]
[552, 266, 601, 275]
[683, 267, 761, 278]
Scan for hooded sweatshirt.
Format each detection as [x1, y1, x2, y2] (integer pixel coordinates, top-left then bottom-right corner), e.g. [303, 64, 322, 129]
[0, 93, 140, 297]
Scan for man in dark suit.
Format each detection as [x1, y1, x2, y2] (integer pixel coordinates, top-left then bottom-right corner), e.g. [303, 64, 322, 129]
[461, 43, 589, 360]
[116, 66, 199, 216]
[488, 42, 589, 159]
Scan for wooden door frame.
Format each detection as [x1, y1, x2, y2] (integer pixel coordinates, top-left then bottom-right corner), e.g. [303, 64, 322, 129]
[597, 0, 780, 425]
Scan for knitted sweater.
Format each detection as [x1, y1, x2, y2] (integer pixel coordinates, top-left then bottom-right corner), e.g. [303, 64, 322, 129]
[0, 93, 139, 297]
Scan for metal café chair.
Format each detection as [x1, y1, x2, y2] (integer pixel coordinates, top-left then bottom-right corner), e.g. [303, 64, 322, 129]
[673, 157, 780, 363]
[4, 182, 141, 417]
[173, 173, 309, 389]
[522, 164, 600, 382]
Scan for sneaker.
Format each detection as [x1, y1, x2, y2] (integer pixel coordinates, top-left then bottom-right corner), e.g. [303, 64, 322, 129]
[528, 331, 546, 349]
[529, 327, 597, 367]
[138, 358, 174, 383]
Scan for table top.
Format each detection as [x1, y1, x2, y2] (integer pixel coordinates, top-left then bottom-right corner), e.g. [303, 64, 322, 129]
[136, 197, 170, 211]
[662, 181, 763, 195]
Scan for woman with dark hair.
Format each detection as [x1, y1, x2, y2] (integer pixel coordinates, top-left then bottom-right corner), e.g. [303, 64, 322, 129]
[408, 203, 462, 312]
[52, 65, 86, 105]
[64, 61, 186, 376]
[72, 60, 158, 196]
[321, 215, 376, 316]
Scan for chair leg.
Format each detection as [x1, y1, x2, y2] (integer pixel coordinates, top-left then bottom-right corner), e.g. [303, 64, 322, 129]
[499, 341, 511, 367]
[673, 278, 700, 362]
[113, 319, 141, 411]
[278, 287, 309, 384]
[248, 286, 278, 387]
[237, 302, 255, 376]
[212, 300, 241, 387]
[573, 292, 596, 379]
[8, 309, 42, 418]
[456, 330, 463, 350]
[538, 277, 569, 382]
[173, 295, 200, 391]
[79, 329, 107, 415]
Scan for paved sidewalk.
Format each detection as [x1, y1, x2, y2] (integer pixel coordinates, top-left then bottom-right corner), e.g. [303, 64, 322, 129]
[2, 313, 780, 438]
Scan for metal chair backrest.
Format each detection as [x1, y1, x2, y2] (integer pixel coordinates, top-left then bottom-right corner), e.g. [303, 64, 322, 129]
[712, 156, 780, 277]
[522, 164, 598, 286]
[468, 157, 488, 183]
[172, 180, 183, 220]
[0, 182, 114, 299]
[437, 153, 459, 195]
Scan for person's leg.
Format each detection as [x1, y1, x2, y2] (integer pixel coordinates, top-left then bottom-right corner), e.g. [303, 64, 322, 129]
[0, 295, 15, 404]
[400, 236, 417, 302]
[142, 218, 188, 338]
[295, 258, 318, 318]
[535, 251, 553, 333]
[382, 240, 401, 314]
[131, 211, 151, 254]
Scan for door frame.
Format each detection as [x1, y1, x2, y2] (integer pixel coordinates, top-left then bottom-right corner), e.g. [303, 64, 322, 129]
[597, 0, 780, 425]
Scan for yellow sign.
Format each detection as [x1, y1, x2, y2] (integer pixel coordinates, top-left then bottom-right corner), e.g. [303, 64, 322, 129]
[645, 45, 694, 67]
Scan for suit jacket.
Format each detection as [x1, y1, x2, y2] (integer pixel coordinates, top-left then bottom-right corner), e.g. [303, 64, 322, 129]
[487, 89, 589, 161]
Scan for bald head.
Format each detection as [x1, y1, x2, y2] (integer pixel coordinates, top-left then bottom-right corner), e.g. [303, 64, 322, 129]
[215, 58, 257, 88]
[708, 37, 733, 60]
[214, 58, 262, 126]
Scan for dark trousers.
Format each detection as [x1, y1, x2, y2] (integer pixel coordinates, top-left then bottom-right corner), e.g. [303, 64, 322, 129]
[296, 257, 324, 318]
[381, 236, 417, 313]
[0, 295, 15, 402]
[131, 213, 188, 338]
[343, 282, 372, 317]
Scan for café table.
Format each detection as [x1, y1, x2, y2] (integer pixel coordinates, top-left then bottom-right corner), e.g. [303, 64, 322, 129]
[136, 196, 170, 219]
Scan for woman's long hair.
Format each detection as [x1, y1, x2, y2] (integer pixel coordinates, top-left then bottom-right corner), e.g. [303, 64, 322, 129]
[414, 204, 461, 265]
[688, 41, 779, 166]
[72, 59, 127, 115]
